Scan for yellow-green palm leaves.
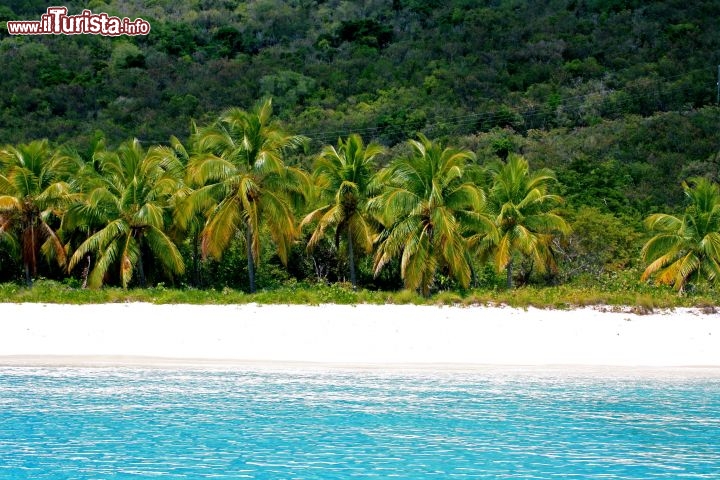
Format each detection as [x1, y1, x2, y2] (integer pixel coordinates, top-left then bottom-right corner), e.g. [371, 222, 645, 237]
[475, 154, 569, 288]
[66, 139, 185, 288]
[369, 134, 485, 295]
[0, 140, 76, 285]
[187, 99, 307, 292]
[301, 134, 385, 287]
[641, 178, 720, 291]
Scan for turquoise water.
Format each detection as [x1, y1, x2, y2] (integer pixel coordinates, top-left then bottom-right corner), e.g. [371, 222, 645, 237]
[0, 367, 719, 479]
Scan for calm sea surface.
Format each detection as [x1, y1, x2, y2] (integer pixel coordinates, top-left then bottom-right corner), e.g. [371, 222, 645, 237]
[0, 367, 718, 479]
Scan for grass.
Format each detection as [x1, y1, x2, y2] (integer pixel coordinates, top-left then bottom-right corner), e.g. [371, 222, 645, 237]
[0, 278, 717, 309]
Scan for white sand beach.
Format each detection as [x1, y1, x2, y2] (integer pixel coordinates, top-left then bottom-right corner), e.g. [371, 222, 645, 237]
[0, 303, 718, 370]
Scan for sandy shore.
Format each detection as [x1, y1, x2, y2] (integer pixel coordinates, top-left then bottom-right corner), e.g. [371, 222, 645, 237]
[0, 303, 719, 370]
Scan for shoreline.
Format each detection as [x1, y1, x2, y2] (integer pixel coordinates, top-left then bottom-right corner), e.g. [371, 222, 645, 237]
[3, 357, 720, 379]
[1, 302, 719, 371]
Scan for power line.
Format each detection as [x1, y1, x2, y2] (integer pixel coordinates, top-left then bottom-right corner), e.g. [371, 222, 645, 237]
[135, 67, 715, 147]
[302, 67, 715, 145]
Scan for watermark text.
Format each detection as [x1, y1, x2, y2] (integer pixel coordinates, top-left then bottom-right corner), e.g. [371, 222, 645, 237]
[6, 7, 151, 36]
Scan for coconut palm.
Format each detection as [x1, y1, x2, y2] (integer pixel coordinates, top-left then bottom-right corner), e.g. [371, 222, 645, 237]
[187, 99, 307, 292]
[369, 134, 488, 295]
[641, 177, 720, 291]
[301, 134, 385, 288]
[65, 139, 185, 288]
[58, 135, 114, 287]
[474, 154, 569, 288]
[166, 132, 207, 287]
[0, 140, 77, 285]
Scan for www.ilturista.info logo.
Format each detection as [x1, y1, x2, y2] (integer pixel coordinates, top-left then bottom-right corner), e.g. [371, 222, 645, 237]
[6, 7, 151, 36]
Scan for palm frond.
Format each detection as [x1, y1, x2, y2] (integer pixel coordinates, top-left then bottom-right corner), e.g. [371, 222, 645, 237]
[201, 197, 241, 259]
[69, 219, 129, 270]
[40, 220, 67, 268]
[0, 195, 21, 212]
[145, 226, 185, 275]
[88, 238, 120, 289]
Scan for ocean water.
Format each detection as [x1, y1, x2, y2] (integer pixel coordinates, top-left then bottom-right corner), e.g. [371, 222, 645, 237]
[0, 367, 718, 479]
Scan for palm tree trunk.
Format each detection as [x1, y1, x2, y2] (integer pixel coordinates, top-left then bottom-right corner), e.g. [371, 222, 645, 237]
[81, 254, 91, 289]
[137, 252, 146, 288]
[22, 221, 37, 286]
[246, 222, 256, 293]
[30, 222, 36, 280]
[506, 261, 513, 289]
[347, 229, 357, 289]
[192, 229, 200, 287]
[22, 221, 34, 287]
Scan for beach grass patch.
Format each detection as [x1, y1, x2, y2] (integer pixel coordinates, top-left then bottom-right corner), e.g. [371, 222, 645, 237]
[0, 278, 717, 310]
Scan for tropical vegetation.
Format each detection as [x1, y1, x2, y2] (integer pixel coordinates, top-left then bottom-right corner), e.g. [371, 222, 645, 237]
[183, 99, 307, 292]
[64, 138, 185, 288]
[0, 106, 717, 304]
[0, 140, 75, 286]
[370, 134, 486, 295]
[641, 178, 720, 292]
[1, 1, 720, 304]
[475, 154, 570, 289]
[302, 134, 384, 289]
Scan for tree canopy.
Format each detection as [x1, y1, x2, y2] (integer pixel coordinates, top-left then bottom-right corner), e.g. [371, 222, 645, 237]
[2, 1, 720, 296]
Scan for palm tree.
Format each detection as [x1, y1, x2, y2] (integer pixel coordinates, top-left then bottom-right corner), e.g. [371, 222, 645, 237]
[641, 177, 720, 291]
[0, 140, 76, 285]
[369, 134, 488, 296]
[167, 132, 206, 287]
[187, 99, 307, 292]
[301, 134, 385, 288]
[66, 139, 185, 288]
[474, 154, 569, 289]
[60, 135, 113, 288]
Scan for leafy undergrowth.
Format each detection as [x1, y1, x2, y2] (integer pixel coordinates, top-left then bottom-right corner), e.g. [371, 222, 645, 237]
[0, 279, 716, 310]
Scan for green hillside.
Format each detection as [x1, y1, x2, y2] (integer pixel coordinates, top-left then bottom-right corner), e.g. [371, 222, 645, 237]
[1, 0, 720, 301]
[1, 1, 716, 144]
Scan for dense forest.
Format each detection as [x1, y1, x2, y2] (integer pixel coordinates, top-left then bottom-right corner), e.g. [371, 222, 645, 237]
[2, 0, 720, 296]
